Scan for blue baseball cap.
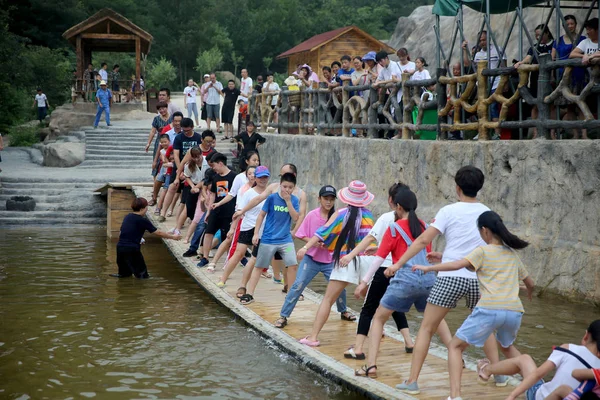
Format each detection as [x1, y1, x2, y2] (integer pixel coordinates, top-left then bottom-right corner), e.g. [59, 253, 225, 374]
[362, 51, 376, 62]
[255, 166, 270, 178]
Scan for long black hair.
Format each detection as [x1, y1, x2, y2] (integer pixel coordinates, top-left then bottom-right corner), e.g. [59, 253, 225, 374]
[333, 205, 360, 265]
[477, 211, 529, 249]
[587, 320, 600, 353]
[393, 188, 425, 239]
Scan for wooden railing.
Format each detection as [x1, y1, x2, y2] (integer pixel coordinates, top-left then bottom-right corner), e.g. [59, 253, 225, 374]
[249, 54, 600, 140]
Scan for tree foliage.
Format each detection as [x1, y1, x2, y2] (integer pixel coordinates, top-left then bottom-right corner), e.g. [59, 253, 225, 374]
[146, 57, 177, 90]
[196, 47, 224, 76]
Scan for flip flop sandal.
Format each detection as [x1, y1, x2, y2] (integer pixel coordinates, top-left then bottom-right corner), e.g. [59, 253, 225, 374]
[299, 336, 320, 347]
[261, 271, 273, 279]
[236, 287, 246, 298]
[239, 294, 254, 305]
[341, 312, 357, 321]
[354, 365, 377, 378]
[405, 346, 414, 353]
[148, 198, 157, 206]
[274, 317, 288, 329]
[299, 294, 304, 301]
[282, 285, 288, 293]
[166, 210, 173, 217]
[206, 263, 216, 273]
[344, 346, 366, 360]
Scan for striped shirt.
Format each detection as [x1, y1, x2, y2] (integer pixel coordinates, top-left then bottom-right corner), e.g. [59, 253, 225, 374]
[465, 245, 529, 312]
[315, 207, 375, 257]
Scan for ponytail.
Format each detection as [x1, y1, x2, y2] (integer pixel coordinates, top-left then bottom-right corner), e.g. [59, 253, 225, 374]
[333, 206, 359, 265]
[393, 188, 425, 239]
[587, 319, 600, 353]
[327, 205, 335, 220]
[477, 211, 529, 250]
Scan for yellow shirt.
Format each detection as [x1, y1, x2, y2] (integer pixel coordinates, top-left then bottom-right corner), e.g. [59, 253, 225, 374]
[465, 245, 529, 313]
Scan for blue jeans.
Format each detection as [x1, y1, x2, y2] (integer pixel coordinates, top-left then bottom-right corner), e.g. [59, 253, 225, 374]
[188, 212, 207, 253]
[94, 104, 110, 126]
[187, 102, 198, 120]
[280, 255, 346, 318]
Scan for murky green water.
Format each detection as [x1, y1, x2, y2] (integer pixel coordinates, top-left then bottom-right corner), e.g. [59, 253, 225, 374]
[0, 227, 361, 400]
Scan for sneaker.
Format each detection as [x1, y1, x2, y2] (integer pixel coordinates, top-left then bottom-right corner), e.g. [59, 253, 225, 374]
[168, 228, 181, 235]
[273, 277, 283, 285]
[240, 257, 248, 267]
[182, 250, 197, 257]
[494, 375, 509, 387]
[395, 381, 420, 395]
[154, 208, 161, 215]
[197, 258, 209, 268]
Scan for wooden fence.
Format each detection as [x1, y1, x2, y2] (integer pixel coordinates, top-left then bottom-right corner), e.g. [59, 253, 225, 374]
[249, 54, 600, 140]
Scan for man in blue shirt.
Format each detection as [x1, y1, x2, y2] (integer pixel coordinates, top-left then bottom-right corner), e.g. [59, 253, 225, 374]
[94, 80, 112, 128]
[239, 173, 300, 305]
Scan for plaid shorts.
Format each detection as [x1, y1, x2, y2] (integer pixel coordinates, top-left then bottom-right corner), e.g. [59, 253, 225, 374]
[427, 276, 480, 309]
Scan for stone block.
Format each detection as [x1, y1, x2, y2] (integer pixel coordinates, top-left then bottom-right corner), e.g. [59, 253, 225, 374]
[41, 142, 85, 167]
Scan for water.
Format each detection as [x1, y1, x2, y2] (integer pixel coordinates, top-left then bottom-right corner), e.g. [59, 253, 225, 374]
[0, 227, 361, 400]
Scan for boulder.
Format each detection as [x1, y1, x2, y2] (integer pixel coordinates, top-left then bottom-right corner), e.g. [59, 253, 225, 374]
[41, 142, 85, 167]
[6, 196, 36, 212]
[48, 104, 95, 140]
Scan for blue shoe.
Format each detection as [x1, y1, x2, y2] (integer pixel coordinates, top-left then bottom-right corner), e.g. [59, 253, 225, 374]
[494, 375, 509, 387]
[240, 257, 248, 267]
[197, 258, 209, 268]
[395, 380, 420, 395]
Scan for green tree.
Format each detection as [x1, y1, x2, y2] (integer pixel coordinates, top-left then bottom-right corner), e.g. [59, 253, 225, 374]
[263, 56, 273, 71]
[231, 51, 244, 77]
[146, 57, 177, 89]
[195, 47, 224, 76]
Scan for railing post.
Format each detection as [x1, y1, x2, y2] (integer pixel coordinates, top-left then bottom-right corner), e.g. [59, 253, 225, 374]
[537, 53, 552, 139]
[476, 61, 490, 140]
[299, 89, 306, 135]
[317, 83, 326, 136]
[342, 80, 350, 137]
[402, 73, 411, 139]
[249, 90, 257, 126]
[280, 85, 289, 135]
[436, 67, 448, 139]
[368, 85, 378, 138]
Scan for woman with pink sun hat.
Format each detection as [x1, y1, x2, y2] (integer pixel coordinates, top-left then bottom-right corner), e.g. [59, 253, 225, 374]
[297, 180, 377, 347]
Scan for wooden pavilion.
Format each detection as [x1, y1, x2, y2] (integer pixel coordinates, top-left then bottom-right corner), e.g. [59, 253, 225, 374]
[63, 8, 152, 94]
[276, 26, 396, 80]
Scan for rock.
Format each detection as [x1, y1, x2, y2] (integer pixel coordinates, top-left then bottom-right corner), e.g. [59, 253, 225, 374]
[260, 134, 600, 304]
[48, 104, 94, 139]
[6, 196, 36, 212]
[41, 142, 85, 167]
[216, 71, 240, 86]
[389, 3, 590, 71]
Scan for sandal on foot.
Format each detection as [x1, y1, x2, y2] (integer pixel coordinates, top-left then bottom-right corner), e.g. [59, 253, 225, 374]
[274, 317, 288, 329]
[166, 210, 173, 217]
[148, 198, 157, 206]
[236, 287, 246, 298]
[282, 285, 288, 293]
[476, 358, 491, 382]
[355, 365, 377, 378]
[405, 346, 414, 353]
[154, 208, 161, 215]
[216, 281, 226, 288]
[239, 294, 254, 305]
[299, 294, 304, 301]
[206, 263, 216, 273]
[341, 312, 357, 321]
[261, 270, 273, 279]
[344, 346, 366, 360]
[299, 336, 320, 347]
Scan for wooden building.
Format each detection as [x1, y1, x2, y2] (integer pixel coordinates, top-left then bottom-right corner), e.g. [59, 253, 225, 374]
[276, 26, 396, 80]
[63, 8, 152, 93]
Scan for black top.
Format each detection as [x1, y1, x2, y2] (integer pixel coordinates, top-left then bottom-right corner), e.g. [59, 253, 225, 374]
[118, 213, 157, 249]
[254, 83, 263, 94]
[233, 131, 266, 156]
[173, 132, 202, 160]
[222, 87, 241, 109]
[211, 170, 237, 218]
[526, 41, 554, 64]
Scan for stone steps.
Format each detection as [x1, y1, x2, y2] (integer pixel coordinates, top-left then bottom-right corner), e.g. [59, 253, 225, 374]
[0, 210, 105, 219]
[0, 216, 106, 225]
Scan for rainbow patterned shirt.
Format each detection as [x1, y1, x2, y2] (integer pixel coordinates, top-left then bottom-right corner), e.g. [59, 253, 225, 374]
[315, 207, 375, 257]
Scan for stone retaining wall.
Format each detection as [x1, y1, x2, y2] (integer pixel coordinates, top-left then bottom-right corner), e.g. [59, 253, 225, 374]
[259, 135, 600, 303]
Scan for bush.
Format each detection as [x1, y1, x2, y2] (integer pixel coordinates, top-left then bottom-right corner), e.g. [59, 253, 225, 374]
[7, 126, 40, 147]
[146, 57, 177, 90]
[196, 47, 224, 76]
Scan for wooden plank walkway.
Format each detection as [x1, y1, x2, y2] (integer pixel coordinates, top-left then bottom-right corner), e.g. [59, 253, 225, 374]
[132, 185, 520, 400]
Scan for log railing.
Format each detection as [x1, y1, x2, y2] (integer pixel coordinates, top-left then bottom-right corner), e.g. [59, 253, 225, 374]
[249, 54, 600, 140]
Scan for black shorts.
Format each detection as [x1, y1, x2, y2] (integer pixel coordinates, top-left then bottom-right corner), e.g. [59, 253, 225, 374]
[251, 239, 261, 258]
[181, 185, 191, 204]
[237, 228, 255, 246]
[185, 190, 200, 220]
[206, 212, 233, 237]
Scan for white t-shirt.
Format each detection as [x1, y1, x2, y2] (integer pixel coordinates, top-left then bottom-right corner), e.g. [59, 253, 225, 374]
[230, 172, 249, 199]
[35, 94, 47, 107]
[535, 344, 600, 400]
[239, 188, 266, 233]
[576, 38, 599, 74]
[183, 163, 203, 185]
[99, 69, 108, 81]
[183, 86, 199, 103]
[396, 61, 416, 101]
[474, 45, 506, 90]
[240, 77, 253, 99]
[377, 61, 402, 82]
[262, 82, 280, 106]
[368, 211, 395, 267]
[411, 69, 431, 81]
[430, 202, 490, 279]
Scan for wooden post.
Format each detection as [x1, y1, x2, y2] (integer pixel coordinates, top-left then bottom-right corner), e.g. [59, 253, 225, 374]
[107, 188, 136, 238]
[76, 35, 82, 91]
[280, 85, 289, 135]
[436, 67, 448, 139]
[476, 60, 489, 140]
[537, 53, 552, 139]
[368, 85, 378, 138]
[341, 80, 350, 137]
[401, 73, 411, 139]
[135, 36, 141, 95]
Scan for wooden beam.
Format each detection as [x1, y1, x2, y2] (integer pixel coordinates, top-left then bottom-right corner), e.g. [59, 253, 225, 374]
[81, 33, 136, 40]
[107, 20, 110, 34]
[135, 36, 141, 94]
[76, 35, 82, 89]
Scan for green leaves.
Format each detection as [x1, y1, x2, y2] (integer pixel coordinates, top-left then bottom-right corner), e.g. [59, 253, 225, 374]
[146, 57, 177, 90]
[195, 47, 224, 76]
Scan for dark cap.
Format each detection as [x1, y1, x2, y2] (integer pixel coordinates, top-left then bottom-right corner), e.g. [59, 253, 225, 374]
[375, 51, 389, 62]
[319, 185, 337, 198]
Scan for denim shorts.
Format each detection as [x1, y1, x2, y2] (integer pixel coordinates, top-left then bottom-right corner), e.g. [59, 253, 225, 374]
[380, 268, 436, 313]
[156, 169, 167, 183]
[206, 104, 220, 119]
[162, 173, 171, 189]
[456, 307, 523, 348]
[526, 379, 544, 400]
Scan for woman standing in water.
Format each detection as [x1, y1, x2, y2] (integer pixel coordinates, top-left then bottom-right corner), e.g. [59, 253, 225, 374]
[111, 197, 181, 279]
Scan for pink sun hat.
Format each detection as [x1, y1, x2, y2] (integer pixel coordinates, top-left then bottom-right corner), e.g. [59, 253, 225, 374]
[338, 180, 374, 208]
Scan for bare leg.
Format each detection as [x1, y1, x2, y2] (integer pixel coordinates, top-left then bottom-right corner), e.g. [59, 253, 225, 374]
[448, 337, 469, 398]
[160, 183, 178, 217]
[216, 118, 221, 132]
[202, 233, 215, 261]
[437, 318, 453, 347]
[483, 334, 500, 365]
[239, 256, 256, 288]
[152, 179, 162, 202]
[185, 221, 197, 243]
[206, 118, 212, 131]
[272, 259, 283, 282]
[354, 334, 368, 355]
[482, 354, 537, 378]
[546, 385, 576, 400]
[405, 304, 451, 384]
[365, 306, 394, 368]
[220, 244, 248, 284]
[157, 188, 167, 210]
[169, 193, 180, 214]
[212, 237, 232, 265]
[174, 206, 187, 230]
[400, 328, 414, 348]
[245, 265, 264, 296]
[305, 280, 349, 342]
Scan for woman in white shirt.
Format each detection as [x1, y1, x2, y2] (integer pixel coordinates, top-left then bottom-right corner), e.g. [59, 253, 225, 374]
[410, 57, 431, 81]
